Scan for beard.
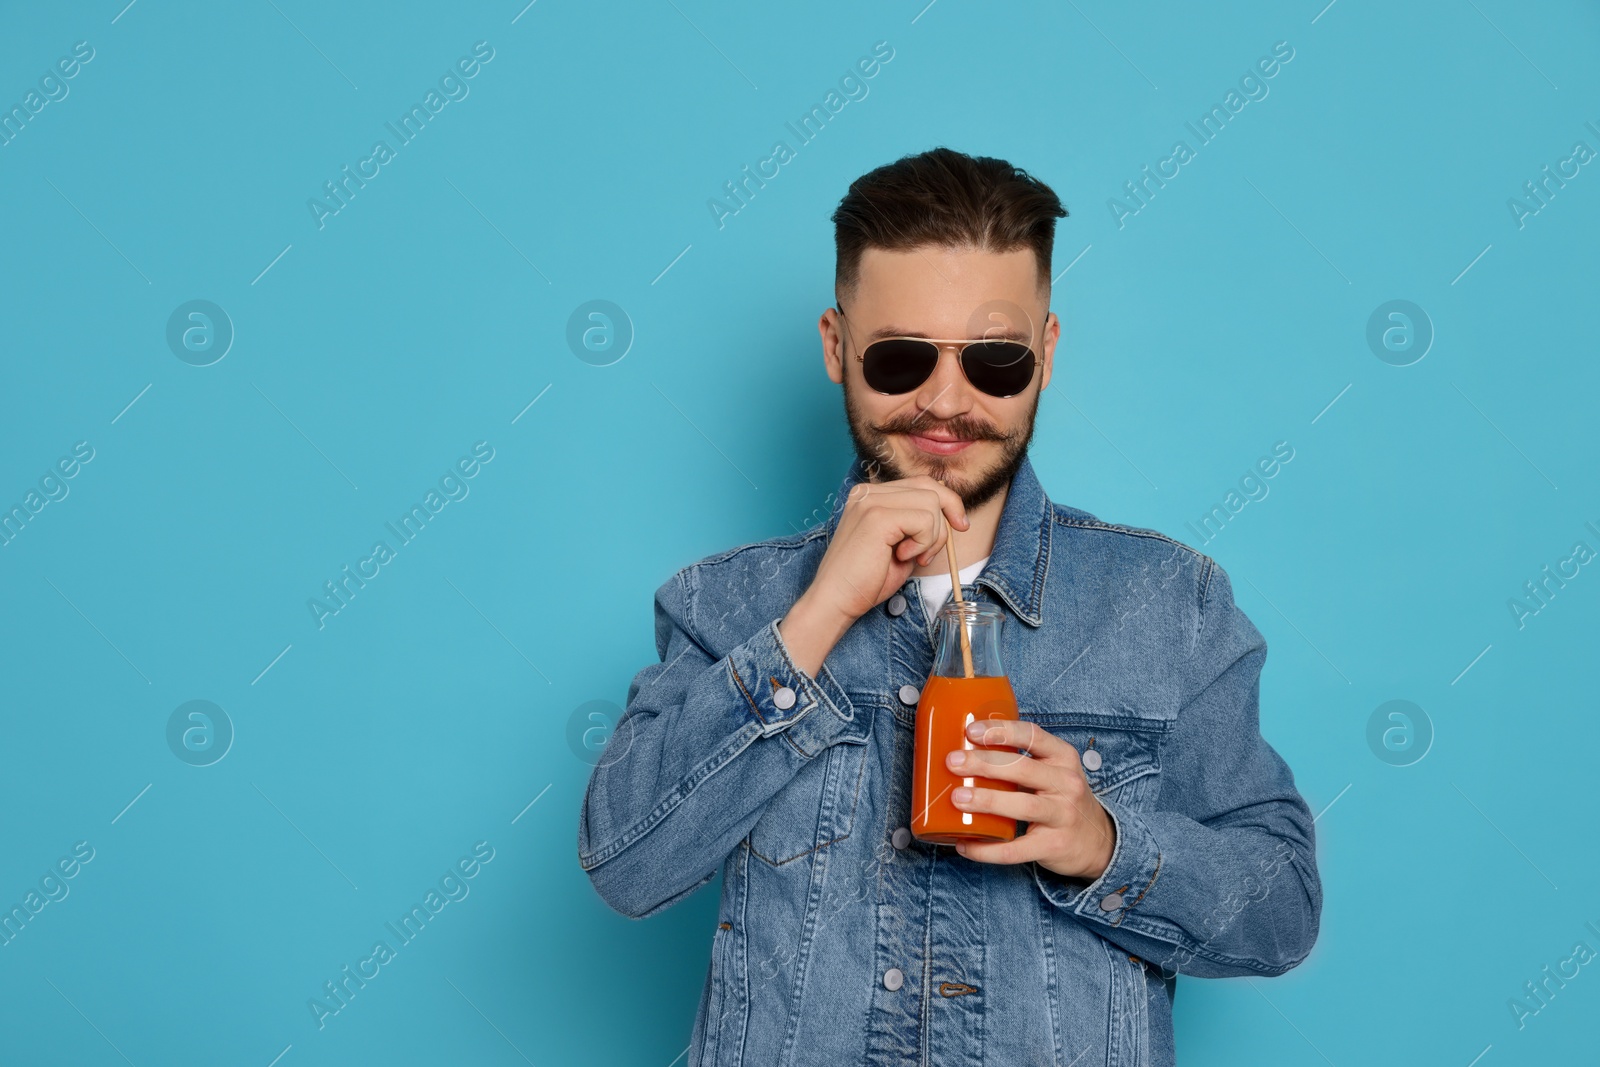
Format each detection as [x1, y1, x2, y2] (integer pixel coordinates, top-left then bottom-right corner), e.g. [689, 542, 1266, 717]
[843, 384, 1039, 511]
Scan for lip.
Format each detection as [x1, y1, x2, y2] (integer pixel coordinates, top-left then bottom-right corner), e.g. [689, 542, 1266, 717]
[906, 432, 975, 457]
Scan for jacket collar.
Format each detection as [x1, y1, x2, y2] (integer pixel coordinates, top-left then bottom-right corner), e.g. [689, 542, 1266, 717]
[824, 454, 1052, 627]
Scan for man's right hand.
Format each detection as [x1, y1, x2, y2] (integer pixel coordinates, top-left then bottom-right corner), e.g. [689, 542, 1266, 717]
[778, 476, 969, 679]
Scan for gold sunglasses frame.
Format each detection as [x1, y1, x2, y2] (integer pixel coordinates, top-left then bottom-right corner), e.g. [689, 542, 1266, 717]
[834, 305, 1044, 399]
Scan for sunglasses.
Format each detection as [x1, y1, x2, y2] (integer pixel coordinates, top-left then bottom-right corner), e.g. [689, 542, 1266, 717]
[836, 305, 1043, 399]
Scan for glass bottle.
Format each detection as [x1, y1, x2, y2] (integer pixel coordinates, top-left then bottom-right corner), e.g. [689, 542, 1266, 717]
[910, 600, 1020, 844]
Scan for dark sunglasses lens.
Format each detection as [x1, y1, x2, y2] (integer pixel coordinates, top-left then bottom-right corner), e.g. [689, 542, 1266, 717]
[862, 339, 938, 393]
[963, 342, 1035, 397]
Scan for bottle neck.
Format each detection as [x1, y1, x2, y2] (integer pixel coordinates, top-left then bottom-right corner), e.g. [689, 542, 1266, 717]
[931, 604, 1006, 678]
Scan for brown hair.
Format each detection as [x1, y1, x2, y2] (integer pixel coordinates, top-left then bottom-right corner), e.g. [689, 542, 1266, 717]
[831, 146, 1068, 304]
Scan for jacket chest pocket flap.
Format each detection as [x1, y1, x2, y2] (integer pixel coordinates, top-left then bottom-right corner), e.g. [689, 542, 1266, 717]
[1020, 708, 1166, 805]
[749, 736, 868, 867]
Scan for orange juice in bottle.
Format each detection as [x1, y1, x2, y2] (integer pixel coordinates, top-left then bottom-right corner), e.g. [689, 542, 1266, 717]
[911, 601, 1019, 844]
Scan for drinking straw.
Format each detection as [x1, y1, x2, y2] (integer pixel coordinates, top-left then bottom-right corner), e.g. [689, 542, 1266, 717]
[944, 514, 975, 678]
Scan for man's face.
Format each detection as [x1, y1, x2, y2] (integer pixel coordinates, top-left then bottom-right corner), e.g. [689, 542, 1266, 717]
[820, 245, 1059, 511]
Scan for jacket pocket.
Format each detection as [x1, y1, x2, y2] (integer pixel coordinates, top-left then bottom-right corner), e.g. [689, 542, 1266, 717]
[748, 733, 869, 867]
[1020, 708, 1166, 809]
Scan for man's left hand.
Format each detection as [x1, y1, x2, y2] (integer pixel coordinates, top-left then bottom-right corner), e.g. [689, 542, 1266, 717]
[945, 718, 1116, 880]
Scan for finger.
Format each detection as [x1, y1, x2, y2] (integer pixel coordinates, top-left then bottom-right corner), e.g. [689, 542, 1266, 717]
[946, 746, 1054, 791]
[862, 486, 956, 565]
[916, 506, 953, 566]
[852, 483, 962, 565]
[872, 506, 942, 560]
[847, 482, 940, 506]
[964, 718, 1080, 766]
[949, 756, 1111, 850]
[950, 826, 1047, 866]
[950, 783, 1052, 824]
[898, 476, 970, 531]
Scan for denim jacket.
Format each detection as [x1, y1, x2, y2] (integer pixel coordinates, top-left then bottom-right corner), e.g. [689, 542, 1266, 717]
[579, 456, 1322, 1067]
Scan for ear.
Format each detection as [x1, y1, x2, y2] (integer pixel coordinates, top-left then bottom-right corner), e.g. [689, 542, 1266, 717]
[820, 307, 846, 385]
[1038, 309, 1060, 392]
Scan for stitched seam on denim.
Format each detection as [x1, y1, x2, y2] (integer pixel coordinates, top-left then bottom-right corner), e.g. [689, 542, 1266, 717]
[1104, 936, 1123, 1067]
[1051, 512, 1205, 556]
[973, 572, 1039, 627]
[578, 728, 760, 871]
[1031, 710, 1171, 732]
[844, 722, 869, 817]
[775, 806, 840, 1066]
[976, 491, 1051, 625]
[1118, 911, 1305, 973]
[752, 738, 869, 865]
[681, 562, 700, 646]
[780, 730, 809, 760]
[704, 924, 729, 1066]
[978, 892, 989, 1055]
[679, 524, 829, 575]
[920, 852, 936, 1063]
[1036, 880, 1064, 1063]
[649, 569, 718, 705]
[1189, 555, 1218, 660]
[1115, 886, 1309, 973]
[1089, 762, 1160, 795]
[1129, 850, 1162, 912]
[748, 830, 853, 866]
[736, 842, 752, 1054]
[1032, 861, 1082, 909]
[728, 657, 768, 726]
[1128, 944, 1150, 1063]
[1052, 509, 1217, 640]
[815, 657, 860, 726]
[1108, 834, 1160, 929]
[1032, 492, 1051, 613]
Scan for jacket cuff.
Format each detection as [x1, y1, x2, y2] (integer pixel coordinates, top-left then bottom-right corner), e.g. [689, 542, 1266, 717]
[1031, 793, 1162, 926]
[725, 618, 867, 758]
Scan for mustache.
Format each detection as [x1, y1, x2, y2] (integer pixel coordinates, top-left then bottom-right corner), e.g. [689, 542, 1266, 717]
[877, 413, 1012, 442]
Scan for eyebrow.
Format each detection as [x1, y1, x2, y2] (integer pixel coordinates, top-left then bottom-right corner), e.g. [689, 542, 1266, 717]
[867, 325, 1033, 343]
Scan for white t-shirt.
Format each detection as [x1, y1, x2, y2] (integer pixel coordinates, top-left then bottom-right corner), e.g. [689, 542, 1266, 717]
[911, 555, 990, 621]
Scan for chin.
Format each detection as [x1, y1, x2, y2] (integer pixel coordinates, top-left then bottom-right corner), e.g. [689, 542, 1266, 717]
[905, 441, 983, 474]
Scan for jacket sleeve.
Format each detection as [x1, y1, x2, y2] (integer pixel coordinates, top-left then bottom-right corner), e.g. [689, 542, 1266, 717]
[578, 564, 870, 919]
[1030, 558, 1323, 978]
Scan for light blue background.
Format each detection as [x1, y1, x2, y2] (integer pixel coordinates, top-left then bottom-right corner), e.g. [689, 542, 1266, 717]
[2, 1, 1596, 1064]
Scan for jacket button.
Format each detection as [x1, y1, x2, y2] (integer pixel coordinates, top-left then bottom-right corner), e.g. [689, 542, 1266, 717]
[898, 684, 920, 706]
[1081, 749, 1102, 771]
[882, 967, 904, 991]
[891, 827, 911, 850]
[886, 594, 908, 617]
[1099, 892, 1124, 912]
[773, 686, 796, 711]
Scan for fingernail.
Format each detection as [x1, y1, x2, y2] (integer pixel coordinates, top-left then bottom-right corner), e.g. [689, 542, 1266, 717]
[952, 787, 972, 803]
[949, 750, 966, 767]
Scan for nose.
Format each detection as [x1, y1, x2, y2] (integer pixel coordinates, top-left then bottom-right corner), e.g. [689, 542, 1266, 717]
[911, 344, 972, 420]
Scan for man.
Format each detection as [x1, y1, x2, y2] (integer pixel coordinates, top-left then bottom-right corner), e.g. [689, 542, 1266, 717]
[578, 147, 1321, 1066]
